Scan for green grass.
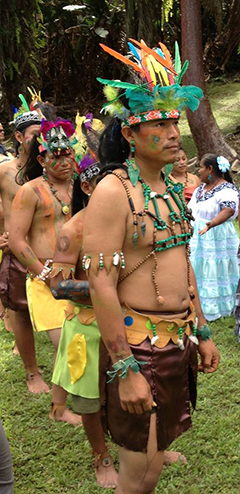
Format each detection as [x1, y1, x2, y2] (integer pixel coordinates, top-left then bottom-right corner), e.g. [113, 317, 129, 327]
[1, 317, 240, 493]
[179, 80, 240, 158]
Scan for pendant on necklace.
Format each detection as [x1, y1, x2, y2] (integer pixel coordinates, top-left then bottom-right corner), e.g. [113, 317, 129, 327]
[150, 191, 157, 198]
[62, 205, 70, 215]
[163, 194, 170, 199]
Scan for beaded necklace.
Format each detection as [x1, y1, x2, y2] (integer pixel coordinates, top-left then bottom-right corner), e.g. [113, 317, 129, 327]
[113, 171, 195, 305]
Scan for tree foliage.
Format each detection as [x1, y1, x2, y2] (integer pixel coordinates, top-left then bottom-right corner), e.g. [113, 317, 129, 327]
[0, 0, 45, 114]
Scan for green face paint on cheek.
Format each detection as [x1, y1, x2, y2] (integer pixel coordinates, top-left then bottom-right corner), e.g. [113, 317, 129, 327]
[149, 134, 161, 149]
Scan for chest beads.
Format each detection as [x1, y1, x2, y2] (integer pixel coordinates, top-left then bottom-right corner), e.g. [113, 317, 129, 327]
[113, 170, 195, 291]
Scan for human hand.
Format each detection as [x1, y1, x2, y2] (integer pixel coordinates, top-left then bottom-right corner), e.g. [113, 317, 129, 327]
[118, 368, 153, 414]
[198, 222, 211, 235]
[198, 338, 220, 373]
[0, 232, 9, 250]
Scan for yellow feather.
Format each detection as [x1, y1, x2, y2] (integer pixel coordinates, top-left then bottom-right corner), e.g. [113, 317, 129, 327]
[146, 56, 157, 86]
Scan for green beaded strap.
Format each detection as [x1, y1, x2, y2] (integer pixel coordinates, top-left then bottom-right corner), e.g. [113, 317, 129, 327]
[196, 324, 212, 341]
[107, 355, 147, 383]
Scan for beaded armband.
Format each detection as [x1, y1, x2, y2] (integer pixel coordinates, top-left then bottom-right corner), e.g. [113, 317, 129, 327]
[82, 251, 125, 276]
[50, 263, 76, 280]
[196, 324, 212, 341]
[107, 355, 147, 383]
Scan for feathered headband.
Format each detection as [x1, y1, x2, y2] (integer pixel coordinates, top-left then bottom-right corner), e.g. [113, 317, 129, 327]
[97, 40, 204, 126]
[10, 94, 42, 131]
[73, 113, 104, 182]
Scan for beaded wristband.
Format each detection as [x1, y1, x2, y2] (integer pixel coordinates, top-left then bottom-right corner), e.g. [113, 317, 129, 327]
[36, 266, 52, 281]
[196, 324, 212, 341]
[107, 355, 147, 383]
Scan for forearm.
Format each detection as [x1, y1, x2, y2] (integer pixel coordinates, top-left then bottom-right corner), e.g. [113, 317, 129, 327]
[51, 279, 91, 304]
[208, 208, 234, 228]
[90, 280, 132, 364]
[9, 239, 43, 275]
[190, 264, 206, 328]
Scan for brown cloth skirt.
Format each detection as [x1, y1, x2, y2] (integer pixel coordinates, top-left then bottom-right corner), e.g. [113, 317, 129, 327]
[99, 335, 198, 452]
[0, 252, 28, 311]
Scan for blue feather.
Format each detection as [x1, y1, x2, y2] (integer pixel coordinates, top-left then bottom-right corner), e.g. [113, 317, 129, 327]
[156, 47, 165, 59]
[11, 105, 18, 114]
[128, 42, 141, 62]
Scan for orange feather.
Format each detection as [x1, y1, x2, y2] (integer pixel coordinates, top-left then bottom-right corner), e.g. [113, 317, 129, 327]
[100, 43, 145, 76]
[129, 39, 177, 75]
[159, 42, 174, 69]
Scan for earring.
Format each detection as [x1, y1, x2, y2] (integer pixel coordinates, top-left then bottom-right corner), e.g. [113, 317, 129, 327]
[208, 173, 212, 182]
[42, 167, 48, 180]
[87, 193, 91, 197]
[126, 139, 140, 187]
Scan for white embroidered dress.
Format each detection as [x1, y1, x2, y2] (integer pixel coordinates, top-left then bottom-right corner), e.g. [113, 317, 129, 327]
[188, 182, 239, 321]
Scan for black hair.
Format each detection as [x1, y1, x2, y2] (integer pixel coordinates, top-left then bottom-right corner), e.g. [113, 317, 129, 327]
[201, 153, 233, 183]
[15, 134, 44, 185]
[71, 161, 105, 216]
[98, 116, 140, 177]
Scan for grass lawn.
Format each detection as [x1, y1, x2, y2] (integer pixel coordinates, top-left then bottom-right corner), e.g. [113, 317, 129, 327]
[179, 80, 240, 158]
[1, 316, 240, 494]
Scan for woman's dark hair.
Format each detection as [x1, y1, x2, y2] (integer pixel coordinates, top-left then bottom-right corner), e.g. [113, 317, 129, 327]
[201, 153, 233, 183]
[16, 134, 44, 185]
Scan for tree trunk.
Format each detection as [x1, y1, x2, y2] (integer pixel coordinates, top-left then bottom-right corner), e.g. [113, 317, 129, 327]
[181, 0, 237, 160]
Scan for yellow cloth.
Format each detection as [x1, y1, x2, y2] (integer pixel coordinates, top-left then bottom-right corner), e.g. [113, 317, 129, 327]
[0, 250, 2, 263]
[26, 277, 67, 332]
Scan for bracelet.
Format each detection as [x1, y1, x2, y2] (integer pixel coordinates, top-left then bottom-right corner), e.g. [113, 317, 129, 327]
[107, 355, 147, 383]
[196, 324, 212, 341]
[36, 265, 52, 281]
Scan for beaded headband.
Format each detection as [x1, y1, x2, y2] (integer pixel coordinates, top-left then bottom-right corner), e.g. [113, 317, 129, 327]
[97, 39, 203, 126]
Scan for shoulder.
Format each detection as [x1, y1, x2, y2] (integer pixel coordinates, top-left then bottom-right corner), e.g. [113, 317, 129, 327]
[61, 210, 84, 238]
[12, 181, 38, 209]
[89, 171, 130, 212]
[0, 158, 17, 178]
[215, 182, 237, 195]
[188, 173, 200, 186]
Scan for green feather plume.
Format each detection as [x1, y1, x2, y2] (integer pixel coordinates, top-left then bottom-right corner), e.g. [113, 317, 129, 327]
[97, 78, 139, 90]
[18, 94, 30, 112]
[174, 42, 181, 75]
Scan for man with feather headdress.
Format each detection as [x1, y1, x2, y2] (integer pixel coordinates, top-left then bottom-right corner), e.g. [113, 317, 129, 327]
[83, 39, 220, 493]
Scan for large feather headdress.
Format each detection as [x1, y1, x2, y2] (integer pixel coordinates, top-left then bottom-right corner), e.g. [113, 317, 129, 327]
[97, 39, 203, 126]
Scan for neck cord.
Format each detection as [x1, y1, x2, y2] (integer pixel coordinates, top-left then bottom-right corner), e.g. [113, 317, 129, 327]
[42, 172, 72, 215]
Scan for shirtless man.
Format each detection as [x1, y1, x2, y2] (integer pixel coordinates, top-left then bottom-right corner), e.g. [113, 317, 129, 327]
[83, 39, 220, 493]
[9, 118, 82, 424]
[0, 109, 50, 392]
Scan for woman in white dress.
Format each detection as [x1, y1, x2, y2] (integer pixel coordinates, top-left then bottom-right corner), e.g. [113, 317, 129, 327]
[188, 154, 239, 321]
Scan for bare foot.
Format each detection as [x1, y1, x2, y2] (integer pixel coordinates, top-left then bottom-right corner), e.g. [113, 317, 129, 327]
[12, 343, 20, 356]
[49, 405, 83, 426]
[164, 450, 187, 466]
[26, 371, 50, 394]
[94, 454, 118, 489]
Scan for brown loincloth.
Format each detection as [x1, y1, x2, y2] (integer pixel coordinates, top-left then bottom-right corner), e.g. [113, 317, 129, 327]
[99, 321, 198, 452]
[0, 252, 28, 311]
